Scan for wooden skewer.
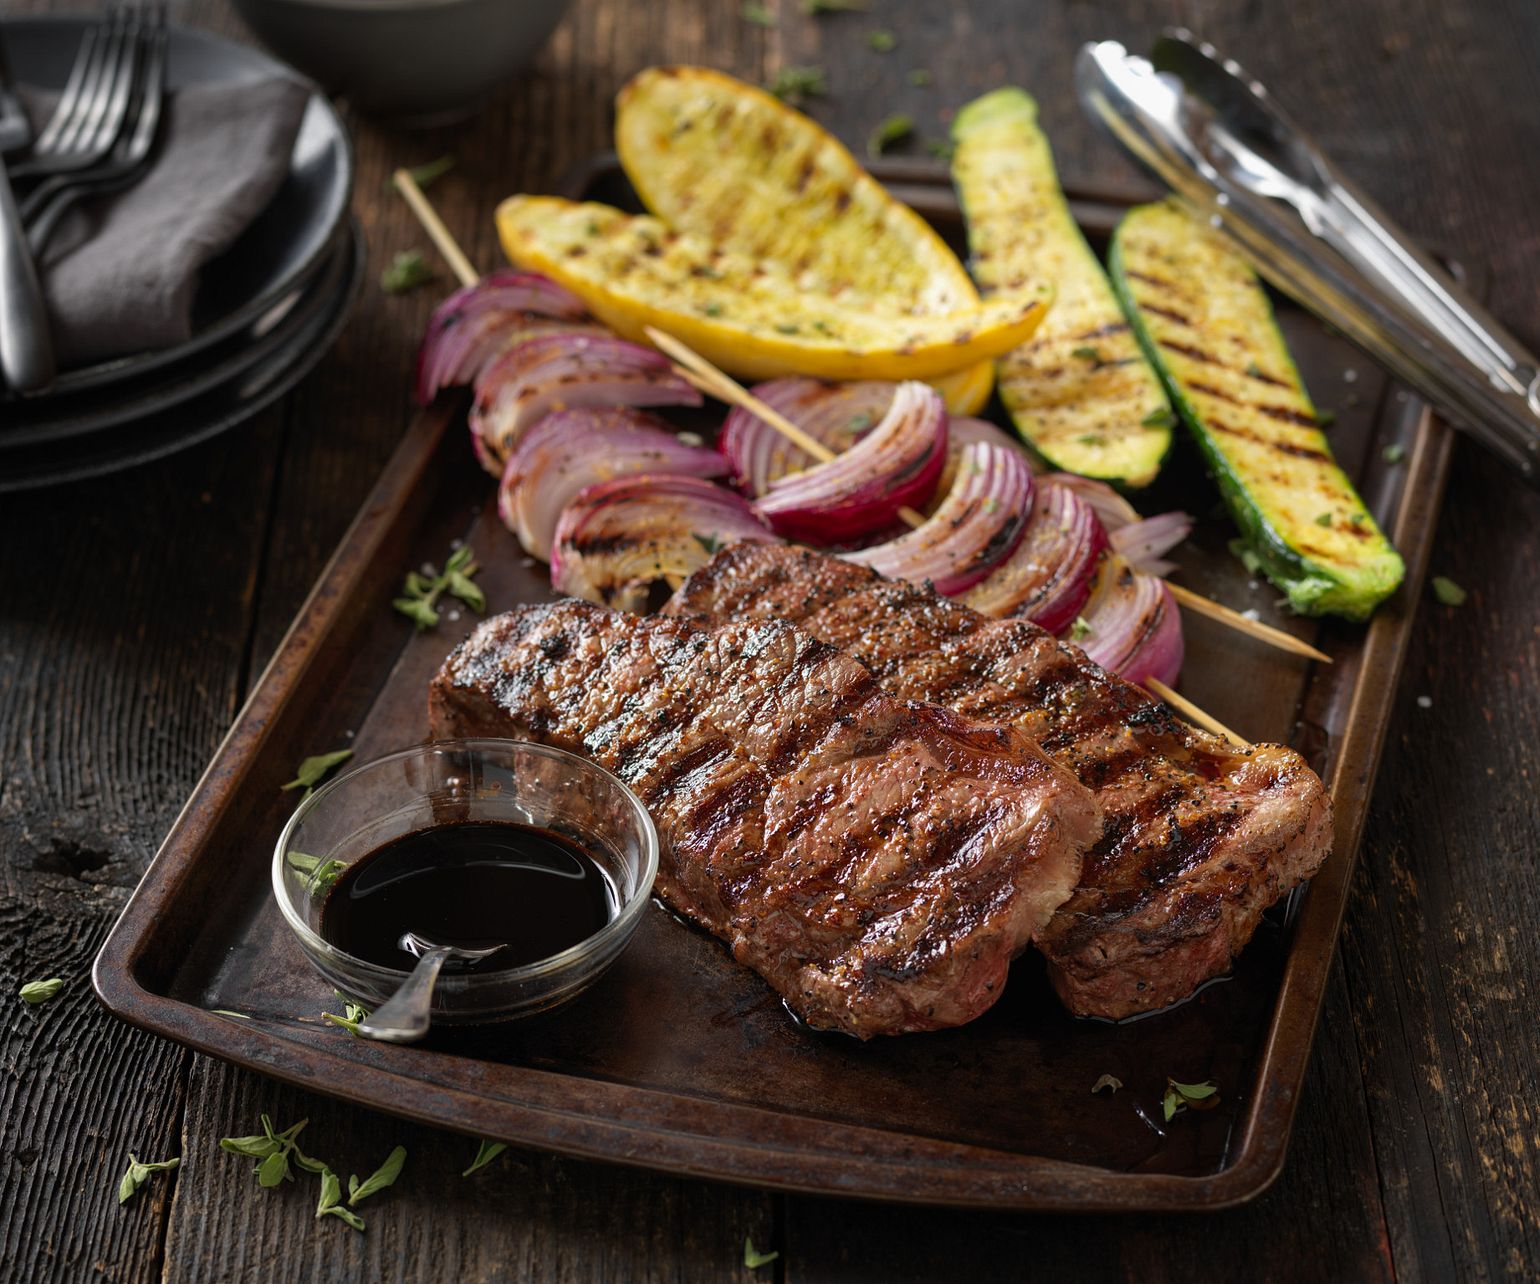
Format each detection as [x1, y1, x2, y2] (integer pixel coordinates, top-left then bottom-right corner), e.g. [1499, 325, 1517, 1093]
[1145, 678, 1249, 746]
[1165, 581, 1331, 663]
[646, 326, 931, 529]
[393, 169, 479, 288]
[388, 180, 1321, 683]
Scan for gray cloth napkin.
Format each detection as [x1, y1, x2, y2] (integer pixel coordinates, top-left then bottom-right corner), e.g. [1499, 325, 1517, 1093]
[25, 75, 311, 368]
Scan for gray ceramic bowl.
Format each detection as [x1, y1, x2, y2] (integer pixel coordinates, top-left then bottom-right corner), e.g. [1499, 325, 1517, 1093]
[232, 0, 572, 124]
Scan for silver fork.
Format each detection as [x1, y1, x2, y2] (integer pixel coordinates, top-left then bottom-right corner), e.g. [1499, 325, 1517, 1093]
[9, 6, 141, 182]
[21, 4, 167, 252]
[0, 33, 53, 392]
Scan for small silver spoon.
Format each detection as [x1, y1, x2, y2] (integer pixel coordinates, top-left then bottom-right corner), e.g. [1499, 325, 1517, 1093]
[356, 931, 506, 1044]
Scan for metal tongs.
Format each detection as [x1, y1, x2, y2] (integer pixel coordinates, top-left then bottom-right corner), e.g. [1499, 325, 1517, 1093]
[1076, 30, 1540, 485]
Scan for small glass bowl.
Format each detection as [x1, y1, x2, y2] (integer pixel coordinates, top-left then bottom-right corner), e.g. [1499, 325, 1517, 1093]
[272, 739, 658, 1026]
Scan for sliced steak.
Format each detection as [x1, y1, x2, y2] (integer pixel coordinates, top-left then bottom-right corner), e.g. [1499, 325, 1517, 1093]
[429, 600, 1101, 1038]
[665, 544, 1332, 1019]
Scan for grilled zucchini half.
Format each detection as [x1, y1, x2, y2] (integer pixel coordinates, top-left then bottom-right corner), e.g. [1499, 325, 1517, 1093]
[614, 65, 997, 414]
[950, 87, 1171, 488]
[1111, 201, 1404, 620]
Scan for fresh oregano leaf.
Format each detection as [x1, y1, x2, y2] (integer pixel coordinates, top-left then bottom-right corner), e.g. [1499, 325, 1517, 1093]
[867, 112, 914, 159]
[1069, 616, 1093, 643]
[1141, 406, 1175, 429]
[403, 155, 455, 190]
[766, 65, 827, 106]
[257, 1148, 292, 1188]
[446, 571, 485, 613]
[348, 1145, 407, 1207]
[381, 250, 435, 295]
[1090, 1074, 1122, 1095]
[317, 1167, 367, 1231]
[1431, 576, 1467, 607]
[868, 29, 896, 51]
[741, 1, 776, 25]
[1383, 442, 1406, 464]
[745, 1236, 780, 1269]
[281, 749, 354, 797]
[118, 1154, 180, 1205]
[1162, 1078, 1220, 1121]
[462, 1139, 507, 1176]
[19, 977, 64, 1005]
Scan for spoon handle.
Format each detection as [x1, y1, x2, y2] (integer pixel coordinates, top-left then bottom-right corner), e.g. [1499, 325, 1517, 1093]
[357, 946, 452, 1044]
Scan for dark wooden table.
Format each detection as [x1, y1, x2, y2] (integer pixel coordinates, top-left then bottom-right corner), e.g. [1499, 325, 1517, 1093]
[4, 0, 1537, 1279]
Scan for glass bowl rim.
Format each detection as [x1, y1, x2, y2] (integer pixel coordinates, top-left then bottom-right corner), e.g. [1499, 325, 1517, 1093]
[270, 737, 660, 987]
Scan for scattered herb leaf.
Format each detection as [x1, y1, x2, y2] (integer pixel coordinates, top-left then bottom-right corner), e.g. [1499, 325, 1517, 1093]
[1142, 406, 1175, 428]
[381, 250, 435, 295]
[1227, 537, 1264, 576]
[322, 995, 370, 1036]
[1383, 442, 1406, 463]
[868, 29, 896, 51]
[317, 1168, 366, 1231]
[286, 850, 348, 895]
[1090, 1074, 1122, 1095]
[745, 1237, 780, 1269]
[400, 155, 455, 192]
[867, 113, 914, 159]
[741, 1, 777, 25]
[846, 411, 875, 434]
[924, 139, 954, 160]
[1069, 616, 1093, 643]
[463, 1139, 508, 1177]
[394, 544, 486, 631]
[19, 977, 64, 1005]
[1314, 512, 1333, 527]
[1075, 433, 1104, 446]
[1161, 1078, 1220, 1122]
[692, 532, 723, 556]
[774, 322, 801, 335]
[1431, 576, 1467, 607]
[766, 65, 827, 105]
[1315, 408, 1337, 427]
[703, 301, 724, 317]
[908, 68, 932, 86]
[1071, 345, 1103, 365]
[801, 0, 867, 11]
[348, 1146, 406, 1207]
[1244, 360, 1263, 377]
[281, 749, 354, 801]
[118, 1154, 180, 1205]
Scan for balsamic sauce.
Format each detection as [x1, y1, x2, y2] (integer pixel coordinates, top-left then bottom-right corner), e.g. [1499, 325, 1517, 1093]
[319, 820, 616, 972]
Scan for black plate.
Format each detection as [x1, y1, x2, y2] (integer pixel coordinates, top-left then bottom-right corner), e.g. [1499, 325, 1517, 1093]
[1, 15, 353, 399]
[0, 220, 351, 447]
[0, 221, 363, 493]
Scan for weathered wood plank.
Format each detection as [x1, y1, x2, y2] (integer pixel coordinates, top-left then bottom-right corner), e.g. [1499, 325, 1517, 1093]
[4, 0, 1539, 1279]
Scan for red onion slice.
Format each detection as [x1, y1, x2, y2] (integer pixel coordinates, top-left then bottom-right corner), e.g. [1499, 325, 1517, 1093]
[1043, 472, 1141, 532]
[844, 442, 1033, 595]
[721, 379, 896, 495]
[934, 415, 1031, 503]
[960, 477, 1105, 633]
[498, 409, 727, 562]
[469, 333, 703, 476]
[415, 271, 593, 404]
[752, 382, 947, 542]
[1109, 510, 1193, 577]
[551, 475, 780, 613]
[1074, 553, 1184, 687]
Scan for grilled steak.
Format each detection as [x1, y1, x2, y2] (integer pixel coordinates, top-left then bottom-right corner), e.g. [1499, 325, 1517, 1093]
[429, 600, 1101, 1038]
[665, 544, 1332, 1019]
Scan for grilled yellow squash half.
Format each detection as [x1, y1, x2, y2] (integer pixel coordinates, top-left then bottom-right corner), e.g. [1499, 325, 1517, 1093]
[613, 65, 999, 412]
[496, 196, 1051, 383]
[951, 87, 1171, 487]
[1112, 201, 1403, 620]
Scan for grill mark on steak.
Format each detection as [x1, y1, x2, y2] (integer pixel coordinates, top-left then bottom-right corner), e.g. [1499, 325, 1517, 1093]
[430, 599, 1101, 1038]
[665, 544, 1332, 1019]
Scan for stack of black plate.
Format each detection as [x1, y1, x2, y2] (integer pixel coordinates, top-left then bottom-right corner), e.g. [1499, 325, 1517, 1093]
[0, 17, 360, 493]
